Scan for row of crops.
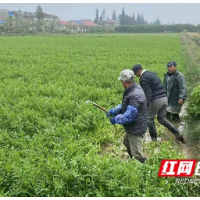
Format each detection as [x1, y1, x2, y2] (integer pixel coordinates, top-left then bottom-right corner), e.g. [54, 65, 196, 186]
[0, 34, 198, 196]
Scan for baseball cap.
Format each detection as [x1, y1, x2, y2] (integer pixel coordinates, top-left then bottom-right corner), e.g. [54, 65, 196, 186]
[118, 69, 135, 82]
[167, 61, 177, 67]
[132, 64, 143, 74]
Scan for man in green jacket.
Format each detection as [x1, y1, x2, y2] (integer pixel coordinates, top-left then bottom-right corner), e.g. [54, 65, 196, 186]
[163, 61, 187, 122]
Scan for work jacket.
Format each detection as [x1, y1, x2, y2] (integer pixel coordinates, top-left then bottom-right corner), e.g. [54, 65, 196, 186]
[121, 82, 147, 135]
[163, 70, 187, 107]
[140, 70, 166, 107]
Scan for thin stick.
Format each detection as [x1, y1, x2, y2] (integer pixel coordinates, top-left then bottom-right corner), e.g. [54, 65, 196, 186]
[92, 103, 108, 113]
[86, 100, 108, 113]
[86, 100, 117, 134]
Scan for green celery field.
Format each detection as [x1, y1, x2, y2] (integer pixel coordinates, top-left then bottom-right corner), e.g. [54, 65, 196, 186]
[0, 34, 195, 197]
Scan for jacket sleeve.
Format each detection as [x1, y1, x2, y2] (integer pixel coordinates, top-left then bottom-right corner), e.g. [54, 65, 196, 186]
[178, 74, 187, 100]
[108, 104, 122, 116]
[114, 105, 138, 125]
[163, 74, 167, 91]
[140, 79, 152, 107]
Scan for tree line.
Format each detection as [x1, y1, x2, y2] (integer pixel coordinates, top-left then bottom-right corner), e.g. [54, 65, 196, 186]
[94, 7, 161, 26]
[1, 5, 200, 35]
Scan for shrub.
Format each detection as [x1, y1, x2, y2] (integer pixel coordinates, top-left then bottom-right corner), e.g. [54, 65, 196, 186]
[187, 84, 200, 117]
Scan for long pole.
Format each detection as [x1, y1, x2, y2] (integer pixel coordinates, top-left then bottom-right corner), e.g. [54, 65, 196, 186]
[86, 100, 117, 134]
[86, 100, 108, 113]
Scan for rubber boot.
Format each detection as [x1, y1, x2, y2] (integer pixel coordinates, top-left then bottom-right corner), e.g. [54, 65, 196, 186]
[148, 123, 157, 141]
[127, 149, 132, 159]
[175, 133, 186, 144]
[136, 157, 146, 164]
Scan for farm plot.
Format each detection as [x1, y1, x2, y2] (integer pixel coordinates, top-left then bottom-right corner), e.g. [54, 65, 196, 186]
[0, 34, 195, 197]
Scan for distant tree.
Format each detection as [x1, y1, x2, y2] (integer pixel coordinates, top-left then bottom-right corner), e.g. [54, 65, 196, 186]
[94, 8, 99, 24]
[132, 13, 136, 25]
[136, 13, 142, 24]
[119, 8, 126, 25]
[36, 5, 44, 24]
[141, 13, 144, 24]
[99, 9, 106, 25]
[4, 17, 14, 31]
[112, 10, 117, 20]
[155, 18, 161, 25]
[125, 15, 133, 25]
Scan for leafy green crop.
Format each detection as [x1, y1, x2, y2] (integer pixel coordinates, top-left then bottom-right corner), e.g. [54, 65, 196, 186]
[0, 34, 195, 197]
[188, 84, 200, 117]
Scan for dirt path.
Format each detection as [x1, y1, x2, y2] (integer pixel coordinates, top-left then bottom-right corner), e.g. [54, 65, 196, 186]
[143, 100, 200, 160]
[145, 33, 200, 160]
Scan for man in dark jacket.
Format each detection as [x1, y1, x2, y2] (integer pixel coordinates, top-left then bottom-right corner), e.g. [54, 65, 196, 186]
[132, 64, 185, 144]
[106, 69, 147, 163]
[163, 61, 187, 122]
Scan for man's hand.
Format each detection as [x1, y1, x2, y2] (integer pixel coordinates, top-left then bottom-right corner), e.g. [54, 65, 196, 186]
[106, 112, 111, 118]
[178, 99, 184, 105]
[106, 108, 115, 118]
[109, 117, 116, 125]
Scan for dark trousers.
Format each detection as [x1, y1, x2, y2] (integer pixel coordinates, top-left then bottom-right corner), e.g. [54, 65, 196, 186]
[147, 97, 179, 140]
[166, 111, 180, 122]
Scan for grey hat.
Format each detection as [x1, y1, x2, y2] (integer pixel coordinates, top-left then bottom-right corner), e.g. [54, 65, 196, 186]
[118, 69, 135, 82]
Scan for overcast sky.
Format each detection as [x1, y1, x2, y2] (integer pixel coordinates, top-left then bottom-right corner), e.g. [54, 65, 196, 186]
[1, 2, 200, 25]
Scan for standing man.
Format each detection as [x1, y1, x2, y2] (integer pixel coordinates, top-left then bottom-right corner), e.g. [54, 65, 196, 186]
[106, 69, 147, 163]
[163, 61, 187, 122]
[132, 64, 185, 143]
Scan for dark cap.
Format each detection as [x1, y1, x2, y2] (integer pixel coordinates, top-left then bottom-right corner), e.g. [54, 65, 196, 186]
[167, 61, 177, 67]
[132, 64, 143, 74]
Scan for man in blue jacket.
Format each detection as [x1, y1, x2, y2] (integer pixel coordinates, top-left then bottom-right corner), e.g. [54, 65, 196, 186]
[106, 69, 147, 163]
[132, 64, 185, 144]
